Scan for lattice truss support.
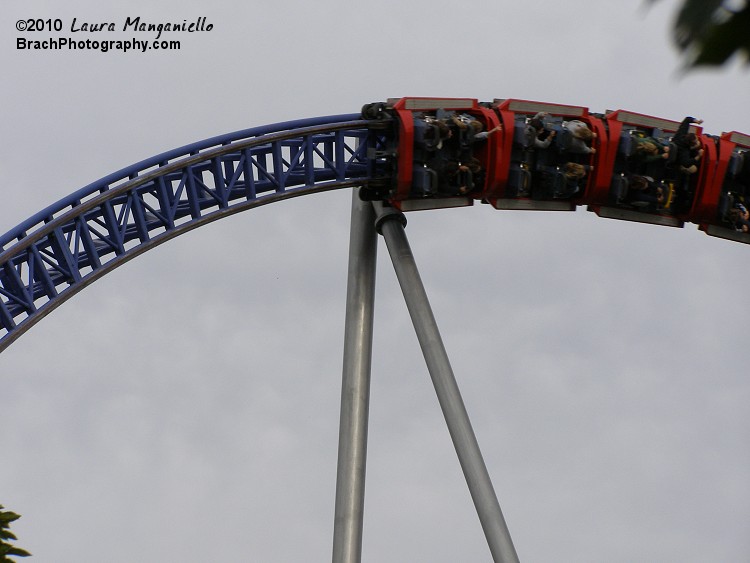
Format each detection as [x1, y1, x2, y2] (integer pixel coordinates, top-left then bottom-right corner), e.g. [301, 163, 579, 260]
[0, 114, 381, 351]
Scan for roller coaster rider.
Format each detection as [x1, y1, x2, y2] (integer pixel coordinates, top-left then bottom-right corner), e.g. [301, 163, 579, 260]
[672, 116, 704, 174]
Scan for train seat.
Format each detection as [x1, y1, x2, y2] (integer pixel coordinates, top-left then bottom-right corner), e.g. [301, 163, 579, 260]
[610, 174, 629, 203]
[413, 118, 442, 152]
[717, 192, 732, 221]
[507, 164, 531, 197]
[444, 166, 473, 195]
[666, 142, 679, 166]
[513, 121, 528, 147]
[728, 152, 745, 177]
[618, 133, 634, 156]
[535, 165, 572, 198]
[555, 127, 572, 151]
[411, 166, 438, 197]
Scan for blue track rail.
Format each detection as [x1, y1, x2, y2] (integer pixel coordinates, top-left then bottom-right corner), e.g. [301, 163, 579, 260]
[0, 114, 376, 352]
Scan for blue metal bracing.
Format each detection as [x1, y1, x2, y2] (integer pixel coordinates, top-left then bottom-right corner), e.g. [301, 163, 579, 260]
[0, 114, 377, 352]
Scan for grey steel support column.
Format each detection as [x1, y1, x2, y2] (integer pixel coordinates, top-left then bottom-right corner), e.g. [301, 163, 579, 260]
[373, 202, 519, 563]
[332, 189, 378, 563]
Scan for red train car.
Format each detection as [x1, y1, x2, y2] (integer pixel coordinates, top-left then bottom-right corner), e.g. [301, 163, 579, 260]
[489, 98, 603, 211]
[699, 131, 750, 244]
[589, 109, 700, 228]
[362, 97, 750, 245]
[363, 97, 503, 211]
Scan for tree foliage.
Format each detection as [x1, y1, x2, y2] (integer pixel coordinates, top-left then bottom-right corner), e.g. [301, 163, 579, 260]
[661, 0, 750, 67]
[0, 506, 31, 561]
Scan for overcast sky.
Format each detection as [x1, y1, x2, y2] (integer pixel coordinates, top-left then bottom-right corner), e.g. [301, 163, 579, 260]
[2, 1, 749, 562]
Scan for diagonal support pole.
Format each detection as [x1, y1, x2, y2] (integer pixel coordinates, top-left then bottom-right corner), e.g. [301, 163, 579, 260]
[332, 188, 378, 563]
[372, 202, 520, 563]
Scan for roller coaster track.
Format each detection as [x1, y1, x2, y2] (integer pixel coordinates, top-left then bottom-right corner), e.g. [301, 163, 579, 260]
[5, 100, 747, 562]
[0, 113, 377, 352]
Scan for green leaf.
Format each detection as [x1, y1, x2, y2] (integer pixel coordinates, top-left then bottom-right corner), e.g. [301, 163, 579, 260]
[673, 0, 724, 48]
[6, 546, 31, 557]
[686, 5, 750, 66]
[0, 505, 30, 560]
[0, 512, 21, 525]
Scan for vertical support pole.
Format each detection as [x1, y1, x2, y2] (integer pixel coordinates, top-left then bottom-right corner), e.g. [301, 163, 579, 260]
[332, 189, 378, 563]
[373, 202, 519, 563]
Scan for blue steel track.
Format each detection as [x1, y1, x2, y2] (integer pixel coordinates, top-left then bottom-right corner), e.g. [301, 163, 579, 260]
[0, 114, 377, 352]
